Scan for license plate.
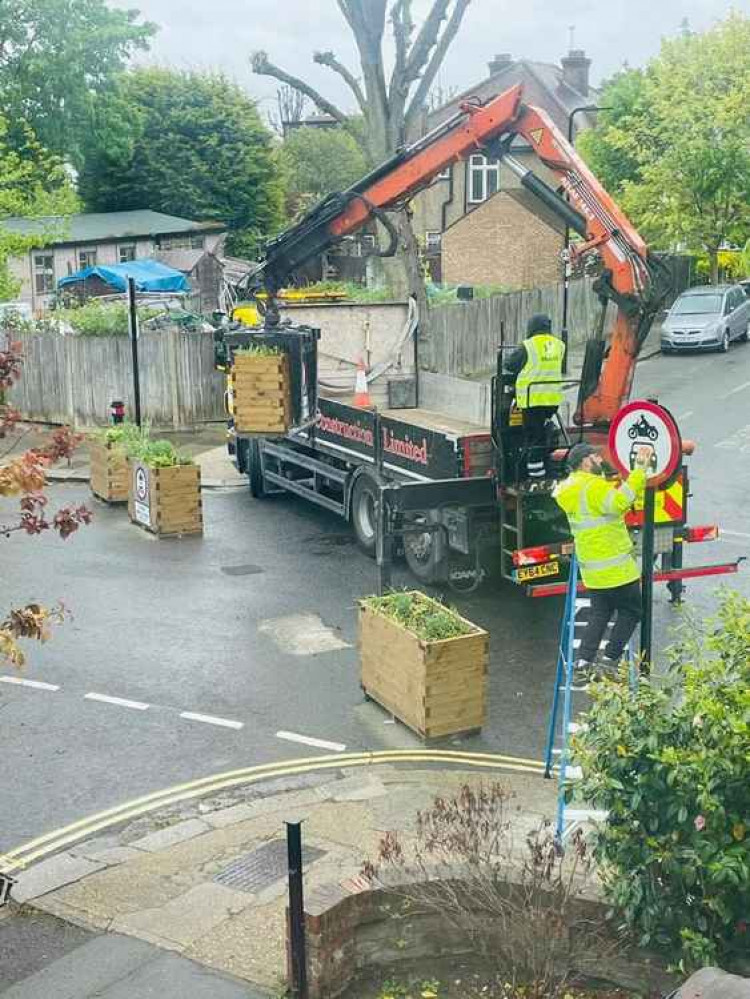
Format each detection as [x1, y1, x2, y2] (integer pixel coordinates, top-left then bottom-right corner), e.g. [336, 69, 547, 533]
[516, 560, 560, 582]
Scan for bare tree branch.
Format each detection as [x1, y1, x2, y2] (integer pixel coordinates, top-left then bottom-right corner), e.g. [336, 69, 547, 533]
[405, 0, 471, 129]
[389, 0, 414, 100]
[251, 51, 348, 127]
[314, 50, 366, 114]
[402, 0, 453, 85]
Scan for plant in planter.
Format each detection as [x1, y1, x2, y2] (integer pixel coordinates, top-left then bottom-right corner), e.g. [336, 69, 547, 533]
[231, 343, 291, 434]
[359, 590, 488, 739]
[126, 436, 202, 537]
[88, 422, 144, 504]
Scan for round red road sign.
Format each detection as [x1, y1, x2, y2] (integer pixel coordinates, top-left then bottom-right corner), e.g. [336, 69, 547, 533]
[608, 400, 681, 487]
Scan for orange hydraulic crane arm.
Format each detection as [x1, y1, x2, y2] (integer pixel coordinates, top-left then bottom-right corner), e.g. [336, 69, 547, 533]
[253, 83, 668, 424]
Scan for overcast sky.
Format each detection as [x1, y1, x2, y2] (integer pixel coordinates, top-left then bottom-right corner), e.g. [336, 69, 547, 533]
[111, 0, 742, 118]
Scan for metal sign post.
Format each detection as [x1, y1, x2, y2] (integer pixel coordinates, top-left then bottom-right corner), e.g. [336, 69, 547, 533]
[127, 277, 142, 427]
[609, 399, 682, 675]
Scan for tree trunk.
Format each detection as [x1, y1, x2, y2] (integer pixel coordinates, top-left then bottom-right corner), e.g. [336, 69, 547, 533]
[396, 207, 430, 338]
[709, 248, 719, 285]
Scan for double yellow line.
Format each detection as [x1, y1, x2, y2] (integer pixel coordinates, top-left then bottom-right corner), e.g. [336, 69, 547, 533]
[1, 749, 545, 874]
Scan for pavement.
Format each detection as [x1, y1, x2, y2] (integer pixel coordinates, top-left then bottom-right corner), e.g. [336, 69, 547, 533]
[1, 763, 558, 997]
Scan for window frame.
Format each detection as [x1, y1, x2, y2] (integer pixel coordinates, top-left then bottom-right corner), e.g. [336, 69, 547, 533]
[467, 154, 500, 204]
[33, 252, 55, 295]
[78, 248, 97, 270]
[425, 230, 442, 254]
[118, 244, 137, 263]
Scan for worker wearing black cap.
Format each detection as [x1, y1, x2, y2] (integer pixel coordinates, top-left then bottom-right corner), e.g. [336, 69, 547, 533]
[554, 441, 651, 670]
[505, 314, 565, 482]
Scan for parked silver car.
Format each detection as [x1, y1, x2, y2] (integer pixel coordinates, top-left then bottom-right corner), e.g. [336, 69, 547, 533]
[661, 284, 750, 353]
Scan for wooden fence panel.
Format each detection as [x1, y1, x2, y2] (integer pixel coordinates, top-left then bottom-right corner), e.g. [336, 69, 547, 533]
[6, 330, 225, 427]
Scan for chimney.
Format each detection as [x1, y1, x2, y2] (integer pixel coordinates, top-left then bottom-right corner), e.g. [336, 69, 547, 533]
[488, 53, 512, 75]
[561, 49, 591, 95]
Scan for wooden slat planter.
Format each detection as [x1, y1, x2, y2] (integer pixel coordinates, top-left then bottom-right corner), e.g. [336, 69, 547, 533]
[89, 440, 129, 504]
[359, 593, 488, 739]
[127, 461, 203, 537]
[231, 353, 291, 434]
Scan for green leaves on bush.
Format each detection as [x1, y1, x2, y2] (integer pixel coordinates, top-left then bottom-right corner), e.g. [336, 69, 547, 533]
[573, 590, 750, 970]
[234, 344, 281, 357]
[364, 591, 474, 642]
[90, 421, 144, 447]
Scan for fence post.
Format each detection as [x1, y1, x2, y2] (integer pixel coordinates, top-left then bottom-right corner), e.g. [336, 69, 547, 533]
[167, 328, 181, 428]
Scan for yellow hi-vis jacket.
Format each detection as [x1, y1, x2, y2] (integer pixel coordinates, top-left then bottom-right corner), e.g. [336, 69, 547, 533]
[515, 334, 565, 409]
[553, 467, 647, 589]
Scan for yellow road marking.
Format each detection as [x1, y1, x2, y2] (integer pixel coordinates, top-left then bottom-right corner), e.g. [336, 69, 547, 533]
[1, 750, 545, 873]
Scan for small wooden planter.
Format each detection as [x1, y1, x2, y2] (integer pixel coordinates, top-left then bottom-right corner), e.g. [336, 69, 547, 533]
[89, 440, 129, 504]
[359, 594, 488, 740]
[231, 353, 291, 434]
[127, 461, 203, 537]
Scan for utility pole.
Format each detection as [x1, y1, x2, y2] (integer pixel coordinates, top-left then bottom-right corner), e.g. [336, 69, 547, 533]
[127, 277, 142, 427]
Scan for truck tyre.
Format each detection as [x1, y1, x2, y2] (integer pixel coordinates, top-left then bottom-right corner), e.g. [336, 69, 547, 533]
[247, 438, 265, 498]
[350, 474, 379, 556]
[403, 509, 448, 584]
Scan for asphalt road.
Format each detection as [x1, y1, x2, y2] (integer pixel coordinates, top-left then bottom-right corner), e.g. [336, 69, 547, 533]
[1, 344, 748, 852]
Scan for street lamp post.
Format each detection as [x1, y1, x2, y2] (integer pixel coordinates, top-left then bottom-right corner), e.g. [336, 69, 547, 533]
[561, 105, 612, 373]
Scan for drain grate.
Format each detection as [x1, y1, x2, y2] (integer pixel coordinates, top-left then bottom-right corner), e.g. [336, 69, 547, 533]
[214, 840, 325, 894]
[220, 564, 265, 576]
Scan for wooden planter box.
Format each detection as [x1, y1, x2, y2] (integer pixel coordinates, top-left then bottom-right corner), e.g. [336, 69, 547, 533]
[89, 440, 129, 504]
[231, 353, 291, 434]
[127, 461, 203, 537]
[359, 594, 488, 740]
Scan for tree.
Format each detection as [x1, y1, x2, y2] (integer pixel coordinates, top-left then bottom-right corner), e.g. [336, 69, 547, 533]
[78, 69, 285, 259]
[578, 13, 750, 284]
[251, 0, 473, 310]
[268, 85, 307, 136]
[0, 114, 79, 299]
[0, 0, 155, 164]
[1, 339, 90, 667]
[279, 126, 367, 218]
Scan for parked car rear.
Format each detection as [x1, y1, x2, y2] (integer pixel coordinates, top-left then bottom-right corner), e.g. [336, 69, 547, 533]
[661, 284, 750, 353]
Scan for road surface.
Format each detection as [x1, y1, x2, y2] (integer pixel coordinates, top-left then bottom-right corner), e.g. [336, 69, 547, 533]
[1, 346, 747, 851]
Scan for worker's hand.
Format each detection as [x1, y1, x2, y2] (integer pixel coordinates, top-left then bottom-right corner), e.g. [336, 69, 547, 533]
[634, 445, 652, 468]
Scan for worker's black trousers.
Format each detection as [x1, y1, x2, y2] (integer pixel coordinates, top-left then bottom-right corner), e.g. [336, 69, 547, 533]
[578, 580, 642, 664]
[522, 405, 558, 478]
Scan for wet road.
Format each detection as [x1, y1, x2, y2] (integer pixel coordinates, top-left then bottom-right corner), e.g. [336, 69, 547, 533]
[1, 344, 748, 850]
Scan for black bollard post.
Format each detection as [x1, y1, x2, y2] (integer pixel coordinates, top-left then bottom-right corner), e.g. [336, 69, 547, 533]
[286, 821, 308, 999]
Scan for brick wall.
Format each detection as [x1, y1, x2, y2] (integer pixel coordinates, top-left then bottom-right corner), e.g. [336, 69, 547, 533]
[442, 191, 564, 290]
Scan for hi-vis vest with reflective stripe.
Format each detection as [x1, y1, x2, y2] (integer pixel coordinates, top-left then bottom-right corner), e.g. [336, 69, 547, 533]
[553, 468, 647, 589]
[516, 334, 565, 408]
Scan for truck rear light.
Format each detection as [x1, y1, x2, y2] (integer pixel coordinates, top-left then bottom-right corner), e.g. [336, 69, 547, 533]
[685, 525, 718, 543]
[513, 542, 574, 566]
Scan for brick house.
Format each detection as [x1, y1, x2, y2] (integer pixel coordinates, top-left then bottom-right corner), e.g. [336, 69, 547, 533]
[2, 209, 226, 312]
[410, 49, 599, 288]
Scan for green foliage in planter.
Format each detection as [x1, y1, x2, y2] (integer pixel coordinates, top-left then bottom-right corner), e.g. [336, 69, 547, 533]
[90, 421, 145, 448]
[234, 344, 282, 357]
[364, 591, 473, 642]
[573, 590, 750, 971]
[124, 432, 193, 468]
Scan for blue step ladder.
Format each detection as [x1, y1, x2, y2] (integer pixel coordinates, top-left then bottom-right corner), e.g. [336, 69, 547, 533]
[543, 554, 637, 845]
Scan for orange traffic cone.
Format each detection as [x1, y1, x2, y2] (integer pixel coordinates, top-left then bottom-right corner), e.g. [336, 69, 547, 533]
[353, 357, 371, 408]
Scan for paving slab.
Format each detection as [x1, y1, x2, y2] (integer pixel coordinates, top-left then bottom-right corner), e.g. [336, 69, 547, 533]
[13, 853, 107, 904]
[110, 882, 253, 951]
[130, 818, 210, 853]
[318, 773, 388, 802]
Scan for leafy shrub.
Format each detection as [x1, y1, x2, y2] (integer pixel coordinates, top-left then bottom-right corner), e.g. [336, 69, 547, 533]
[234, 344, 282, 357]
[90, 421, 145, 448]
[363, 591, 474, 641]
[122, 428, 193, 468]
[573, 591, 750, 971]
[57, 301, 159, 336]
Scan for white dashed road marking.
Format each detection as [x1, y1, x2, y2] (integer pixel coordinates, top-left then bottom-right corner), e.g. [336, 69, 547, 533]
[0, 676, 60, 691]
[678, 410, 694, 420]
[179, 711, 244, 730]
[84, 692, 149, 711]
[721, 529, 750, 540]
[276, 730, 347, 753]
[723, 380, 750, 399]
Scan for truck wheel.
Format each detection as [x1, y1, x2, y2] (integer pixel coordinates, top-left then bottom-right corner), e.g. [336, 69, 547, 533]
[247, 438, 265, 498]
[403, 509, 448, 583]
[350, 474, 378, 556]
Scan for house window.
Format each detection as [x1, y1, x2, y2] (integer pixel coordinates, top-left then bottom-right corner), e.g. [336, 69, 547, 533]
[156, 234, 205, 251]
[33, 253, 55, 294]
[119, 244, 136, 263]
[78, 248, 97, 270]
[437, 166, 451, 180]
[425, 231, 442, 254]
[468, 154, 500, 203]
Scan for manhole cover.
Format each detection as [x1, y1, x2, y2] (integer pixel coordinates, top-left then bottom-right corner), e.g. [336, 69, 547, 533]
[214, 840, 325, 893]
[220, 564, 265, 576]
